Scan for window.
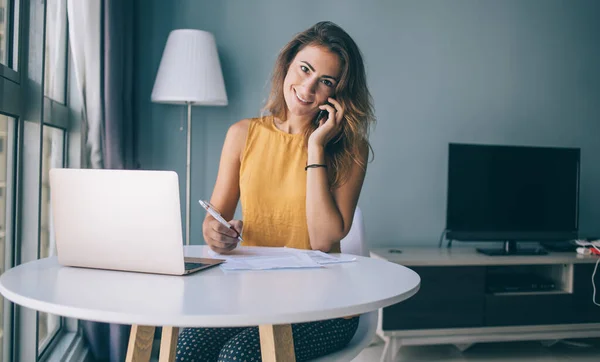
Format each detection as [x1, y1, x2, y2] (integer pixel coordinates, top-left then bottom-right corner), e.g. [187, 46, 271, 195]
[40, 126, 64, 264]
[44, 0, 67, 104]
[0, 114, 16, 362]
[0, 4, 18, 359]
[0, 0, 19, 72]
[0, 0, 10, 65]
[0, 0, 80, 360]
[37, 0, 70, 353]
[38, 125, 65, 352]
[0, 0, 17, 358]
[2, 0, 81, 359]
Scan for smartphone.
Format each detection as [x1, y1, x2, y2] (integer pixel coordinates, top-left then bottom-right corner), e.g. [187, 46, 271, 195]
[314, 109, 328, 127]
[313, 100, 334, 127]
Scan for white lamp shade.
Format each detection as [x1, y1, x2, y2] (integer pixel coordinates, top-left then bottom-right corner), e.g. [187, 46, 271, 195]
[151, 29, 228, 106]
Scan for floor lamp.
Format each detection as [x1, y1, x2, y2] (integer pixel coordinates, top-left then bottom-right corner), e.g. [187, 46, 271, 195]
[151, 29, 228, 245]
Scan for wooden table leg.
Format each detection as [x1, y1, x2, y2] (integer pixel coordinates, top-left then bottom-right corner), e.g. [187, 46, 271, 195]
[126, 325, 156, 362]
[259, 324, 296, 362]
[159, 326, 180, 362]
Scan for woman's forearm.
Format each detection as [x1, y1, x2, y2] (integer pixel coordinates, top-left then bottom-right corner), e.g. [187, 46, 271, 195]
[305, 144, 345, 252]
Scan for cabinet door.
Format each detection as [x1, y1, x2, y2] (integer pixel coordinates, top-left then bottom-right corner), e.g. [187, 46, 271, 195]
[484, 293, 574, 326]
[382, 266, 486, 330]
[573, 264, 600, 323]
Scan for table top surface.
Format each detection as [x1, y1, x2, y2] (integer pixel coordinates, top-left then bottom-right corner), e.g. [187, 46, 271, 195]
[370, 246, 600, 266]
[0, 246, 420, 327]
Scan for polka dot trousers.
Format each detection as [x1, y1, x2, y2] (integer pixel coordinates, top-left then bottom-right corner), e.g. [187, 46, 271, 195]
[175, 316, 359, 362]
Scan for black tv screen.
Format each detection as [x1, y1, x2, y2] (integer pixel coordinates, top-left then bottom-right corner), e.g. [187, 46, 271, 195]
[446, 143, 580, 241]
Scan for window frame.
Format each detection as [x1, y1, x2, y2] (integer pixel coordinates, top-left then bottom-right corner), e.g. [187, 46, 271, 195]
[0, 74, 20, 116]
[0, 67, 18, 84]
[36, 0, 71, 356]
[36, 121, 68, 358]
[0, 110, 17, 362]
[0, 0, 21, 360]
[7, 0, 81, 361]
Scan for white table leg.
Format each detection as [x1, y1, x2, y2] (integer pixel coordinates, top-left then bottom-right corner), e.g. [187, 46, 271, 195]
[380, 336, 401, 362]
[259, 324, 296, 362]
[159, 326, 180, 362]
[126, 325, 156, 362]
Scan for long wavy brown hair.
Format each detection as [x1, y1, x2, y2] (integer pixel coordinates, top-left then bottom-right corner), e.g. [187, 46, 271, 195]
[262, 21, 376, 189]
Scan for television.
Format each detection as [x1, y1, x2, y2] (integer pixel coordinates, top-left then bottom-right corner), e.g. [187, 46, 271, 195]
[445, 143, 580, 256]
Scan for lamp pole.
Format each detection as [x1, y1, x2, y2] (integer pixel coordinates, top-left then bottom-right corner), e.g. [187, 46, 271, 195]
[185, 102, 192, 245]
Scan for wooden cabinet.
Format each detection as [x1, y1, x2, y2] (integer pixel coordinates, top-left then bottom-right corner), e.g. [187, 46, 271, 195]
[372, 247, 600, 343]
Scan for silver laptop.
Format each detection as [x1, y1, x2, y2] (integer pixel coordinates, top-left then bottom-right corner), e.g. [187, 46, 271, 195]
[49, 168, 223, 275]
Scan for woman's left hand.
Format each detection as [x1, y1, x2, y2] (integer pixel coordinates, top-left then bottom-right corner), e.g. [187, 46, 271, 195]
[308, 97, 344, 148]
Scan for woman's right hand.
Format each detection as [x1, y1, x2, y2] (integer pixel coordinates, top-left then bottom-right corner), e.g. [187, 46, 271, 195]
[203, 217, 243, 254]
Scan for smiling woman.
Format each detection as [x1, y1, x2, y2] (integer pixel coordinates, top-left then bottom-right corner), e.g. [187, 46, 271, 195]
[179, 21, 376, 362]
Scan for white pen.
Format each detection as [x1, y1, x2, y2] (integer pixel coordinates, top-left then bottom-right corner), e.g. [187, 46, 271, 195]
[198, 200, 243, 242]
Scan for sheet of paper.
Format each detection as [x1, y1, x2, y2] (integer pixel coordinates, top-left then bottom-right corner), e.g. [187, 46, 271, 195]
[209, 246, 294, 259]
[209, 246, 356, 270]
[219, 253, 322, 271]
[300, 250, 357, 264]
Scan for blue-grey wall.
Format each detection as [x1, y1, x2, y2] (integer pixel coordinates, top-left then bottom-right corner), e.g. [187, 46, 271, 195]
[135, 0, 600, 247]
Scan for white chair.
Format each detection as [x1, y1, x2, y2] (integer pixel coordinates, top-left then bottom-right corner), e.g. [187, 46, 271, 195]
[311, 206, 379, 362]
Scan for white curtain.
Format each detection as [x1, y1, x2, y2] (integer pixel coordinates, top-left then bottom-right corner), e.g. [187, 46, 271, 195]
[66, 0, 103, 168]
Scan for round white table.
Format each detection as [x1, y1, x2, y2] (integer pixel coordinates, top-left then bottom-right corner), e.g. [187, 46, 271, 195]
[0, 246, 420, 362]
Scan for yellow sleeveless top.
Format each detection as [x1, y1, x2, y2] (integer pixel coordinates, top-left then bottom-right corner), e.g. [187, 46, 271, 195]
[239, 116, 340, 252]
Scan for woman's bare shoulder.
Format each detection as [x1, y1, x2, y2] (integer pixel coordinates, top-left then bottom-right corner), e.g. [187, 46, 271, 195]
[223, 118, 260, 161]
[224, 118, 256, 146]
[230, 116, 269, 140]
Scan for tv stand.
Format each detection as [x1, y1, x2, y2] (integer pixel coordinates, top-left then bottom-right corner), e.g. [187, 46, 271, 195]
[371, 247, 600, 362]
[476, 240, 548, 256]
